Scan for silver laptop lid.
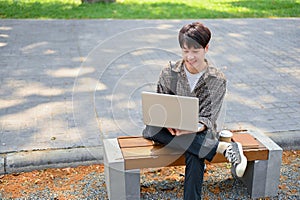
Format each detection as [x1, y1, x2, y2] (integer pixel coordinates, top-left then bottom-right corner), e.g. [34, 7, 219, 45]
[141, 91, 199, 132]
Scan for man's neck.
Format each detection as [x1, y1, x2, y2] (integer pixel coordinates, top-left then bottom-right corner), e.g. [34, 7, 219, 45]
[185, 60, 207, 74]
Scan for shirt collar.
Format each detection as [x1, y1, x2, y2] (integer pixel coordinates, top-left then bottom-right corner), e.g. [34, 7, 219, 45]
[172, 59, 223, 79]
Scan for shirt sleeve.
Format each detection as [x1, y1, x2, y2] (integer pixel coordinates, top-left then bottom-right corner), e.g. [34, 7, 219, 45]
[198, 77, 227, 132]
[156, 65, 173, 94]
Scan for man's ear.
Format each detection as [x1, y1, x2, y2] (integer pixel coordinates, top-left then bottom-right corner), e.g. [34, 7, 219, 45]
[205, 44, 209, 53]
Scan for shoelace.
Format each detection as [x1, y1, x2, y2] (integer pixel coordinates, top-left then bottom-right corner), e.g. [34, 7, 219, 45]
[224, 146, 239, 166]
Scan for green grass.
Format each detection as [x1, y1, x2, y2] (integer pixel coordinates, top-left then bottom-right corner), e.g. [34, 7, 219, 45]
[0, 0, 299, 19]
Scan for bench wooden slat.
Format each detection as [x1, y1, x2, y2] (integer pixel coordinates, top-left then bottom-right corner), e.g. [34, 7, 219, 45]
[120, 146, 268, 170]
[118, 136, 154, 148]
[121, 145, 183, 157]
[232, 133, 260, 148]
[118, 135, 269, 170]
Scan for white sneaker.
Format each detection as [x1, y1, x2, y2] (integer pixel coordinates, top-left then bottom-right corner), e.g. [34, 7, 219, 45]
[224, 142, 247, 177]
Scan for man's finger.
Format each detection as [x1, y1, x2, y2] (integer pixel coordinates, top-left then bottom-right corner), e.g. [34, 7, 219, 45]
[167, 128, 176, 135]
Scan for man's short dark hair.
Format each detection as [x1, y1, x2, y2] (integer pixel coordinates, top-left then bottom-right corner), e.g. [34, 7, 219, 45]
[178, 22, 211, 49]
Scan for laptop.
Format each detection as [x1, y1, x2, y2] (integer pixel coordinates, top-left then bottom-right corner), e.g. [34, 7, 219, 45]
[141, 91, 199, 132]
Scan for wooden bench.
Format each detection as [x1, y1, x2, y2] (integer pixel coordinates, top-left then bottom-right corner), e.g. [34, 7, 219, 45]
[103, 130, 282, 199]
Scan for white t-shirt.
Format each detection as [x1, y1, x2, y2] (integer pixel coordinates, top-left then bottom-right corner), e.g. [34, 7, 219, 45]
[184, 67, 205, 92]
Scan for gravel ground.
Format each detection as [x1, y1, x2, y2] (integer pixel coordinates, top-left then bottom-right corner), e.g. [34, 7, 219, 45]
[0, 150, 299, 200]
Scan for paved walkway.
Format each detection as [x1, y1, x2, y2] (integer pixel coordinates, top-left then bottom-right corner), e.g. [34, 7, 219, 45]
[0, 19, 299, 174]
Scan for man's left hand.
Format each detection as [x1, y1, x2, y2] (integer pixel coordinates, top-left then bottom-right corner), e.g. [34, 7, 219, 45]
[167, 128, 194, 136]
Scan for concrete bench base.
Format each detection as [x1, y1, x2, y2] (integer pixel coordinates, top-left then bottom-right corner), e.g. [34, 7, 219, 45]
[103, 130, 282, 199]
[103, 138, 140, 199]
[240, 130, 283, 198]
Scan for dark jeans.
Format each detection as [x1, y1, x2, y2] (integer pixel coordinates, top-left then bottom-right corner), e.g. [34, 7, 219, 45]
[142, 126, 218, 200]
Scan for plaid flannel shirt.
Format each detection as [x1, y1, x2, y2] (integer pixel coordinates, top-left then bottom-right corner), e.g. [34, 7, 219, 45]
[156, 59, 227, 134]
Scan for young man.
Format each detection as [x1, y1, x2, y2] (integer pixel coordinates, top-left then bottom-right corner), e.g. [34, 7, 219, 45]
[143, 22, 247, 199]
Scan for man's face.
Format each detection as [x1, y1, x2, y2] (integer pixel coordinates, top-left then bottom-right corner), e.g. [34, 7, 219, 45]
[182, 44, 207, 71]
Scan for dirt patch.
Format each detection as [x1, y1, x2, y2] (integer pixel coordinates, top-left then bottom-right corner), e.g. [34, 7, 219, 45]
[0, 150, 299, 199]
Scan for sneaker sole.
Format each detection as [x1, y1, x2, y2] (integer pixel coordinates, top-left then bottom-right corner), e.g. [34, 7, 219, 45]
[235, 142, 247, 177]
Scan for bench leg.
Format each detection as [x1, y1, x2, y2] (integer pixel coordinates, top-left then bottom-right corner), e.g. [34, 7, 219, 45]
[125, 169, 141, 199]
[241, 149, 282, 198]
[103, 138, 141, 200]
